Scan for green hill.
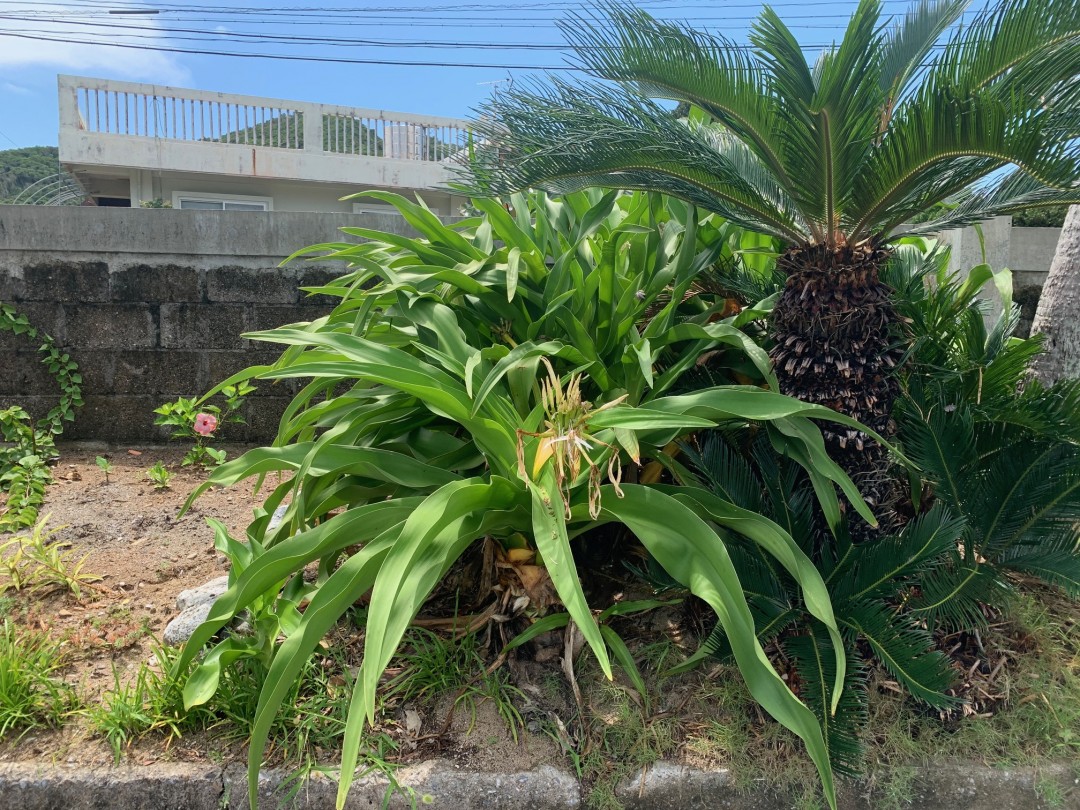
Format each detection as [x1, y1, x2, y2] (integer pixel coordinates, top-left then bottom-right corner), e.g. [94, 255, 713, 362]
[0, 146, 59, 203]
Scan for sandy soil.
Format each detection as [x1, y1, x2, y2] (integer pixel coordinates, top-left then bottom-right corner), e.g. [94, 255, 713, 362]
[0, 442, 563, 774]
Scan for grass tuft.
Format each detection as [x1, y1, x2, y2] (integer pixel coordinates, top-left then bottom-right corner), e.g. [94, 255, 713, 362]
[0, 619, 79, 738]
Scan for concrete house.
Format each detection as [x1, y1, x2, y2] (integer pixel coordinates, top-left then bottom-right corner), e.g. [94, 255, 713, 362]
[57, 74, 472, 216]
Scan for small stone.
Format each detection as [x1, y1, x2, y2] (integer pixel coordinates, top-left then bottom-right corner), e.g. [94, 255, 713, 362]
[267, 503, 289, 532]
[163, 602, 214, 646]
[175, 575, 230, 611]
[57, 610, 72, 618]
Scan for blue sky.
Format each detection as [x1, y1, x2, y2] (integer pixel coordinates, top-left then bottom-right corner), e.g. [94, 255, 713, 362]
[0, 0, 976, 149]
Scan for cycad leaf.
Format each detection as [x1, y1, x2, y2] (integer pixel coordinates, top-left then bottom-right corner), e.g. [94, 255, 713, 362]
[845, 601, 959, 708]
[999, 547, 1080, 597]
[908, 561, 1008, 629]
[784, 627, 868, 777]
[833, 503, 965, 602]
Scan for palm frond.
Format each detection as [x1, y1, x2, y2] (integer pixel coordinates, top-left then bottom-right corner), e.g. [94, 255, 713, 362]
[784, 627, 868, 777]
[558, 4, 793, 194]
[844, 600, 959, 707]
[851, 89, 1080, 239]
[682, 432, 764, 512]
[897, 397, 976, 510]
[804, 0, 890, 235]
[831, 503, 965, 603]
[970, 437, 1080, 558]
[899, 165, 1080, 237]
[998, 546, 1080, 597]
[928, 0, 1080, 98]
[878, 0, 968, 106]
[997, 378, 1080, 443]
[467, 78, 806, 241]
[908, 561, 1008, 629]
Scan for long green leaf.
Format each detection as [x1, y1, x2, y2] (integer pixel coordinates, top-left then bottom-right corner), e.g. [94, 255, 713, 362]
[529, 470, 612, 679]
[602, 485, 836, 810]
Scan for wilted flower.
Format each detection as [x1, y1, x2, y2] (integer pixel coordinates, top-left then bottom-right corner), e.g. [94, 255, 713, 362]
[517, 359, 626, 519]
[193, 412, 218, 436]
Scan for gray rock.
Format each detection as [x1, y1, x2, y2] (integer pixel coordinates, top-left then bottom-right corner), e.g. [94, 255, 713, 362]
[163, 601, 214, 646]
[267, 503, 289, 532]
[175, 575, 229, 611]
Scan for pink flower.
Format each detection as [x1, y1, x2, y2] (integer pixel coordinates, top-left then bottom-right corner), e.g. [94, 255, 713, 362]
[193, 413, 218, 436]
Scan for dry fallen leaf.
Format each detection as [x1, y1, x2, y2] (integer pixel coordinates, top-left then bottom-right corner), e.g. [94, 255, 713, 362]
[404, 708, 422, 736]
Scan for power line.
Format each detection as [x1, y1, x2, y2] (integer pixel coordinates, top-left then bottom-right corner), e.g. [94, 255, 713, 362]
[0, 14, 964, 48]
[0, 126, 21, 149]
[0, 30, 577, 69]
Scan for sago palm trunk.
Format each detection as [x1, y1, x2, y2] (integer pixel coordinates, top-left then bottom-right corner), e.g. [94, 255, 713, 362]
[770, 244, 903, 536]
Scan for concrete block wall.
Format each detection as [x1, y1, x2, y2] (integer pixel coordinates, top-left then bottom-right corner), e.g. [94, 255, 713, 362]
[0, 206, 440, 444]
[0, 259, 341, 443]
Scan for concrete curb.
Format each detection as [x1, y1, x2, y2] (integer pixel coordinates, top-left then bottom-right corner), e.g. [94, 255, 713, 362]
[0, 759, 1076, 809]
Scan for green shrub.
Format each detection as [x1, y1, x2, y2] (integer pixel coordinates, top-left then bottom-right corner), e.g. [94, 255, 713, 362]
[175, 190, 888, 809]
[684, 239, 1080, 773]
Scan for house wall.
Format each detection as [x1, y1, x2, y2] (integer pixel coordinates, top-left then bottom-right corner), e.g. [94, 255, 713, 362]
[72, 167, 462, 214]
[0, 205, 450, 444]
[939, 217, 1064, 337]
[58, 75, 471, 216]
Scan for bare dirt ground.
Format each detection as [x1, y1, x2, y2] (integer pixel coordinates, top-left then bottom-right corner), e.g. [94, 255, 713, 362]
[0, 443, 563, 775]
[0, 444, 270, 767]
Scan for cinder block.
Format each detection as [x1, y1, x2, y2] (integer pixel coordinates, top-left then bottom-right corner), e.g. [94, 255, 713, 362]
[111, 264, 201, 304]
[239, 395, 294, 442]
[112, 350, 204, 395]
[0, 303, 64, 350]
[0, 268, 27, 301]
[206, 350, 285, 388]
[296, 265, 349, 307]
[0, 394, 60, 428]
[64, 304, 157, 350]
[207, 265, 299, 305]
[66, 351, 115, 395]
[23, 262, 110, 303]
[62, 394, 163, 442]
[160, 304, 248, 350]
[0, 350, 59, 396]
[249, 305, 315, 335]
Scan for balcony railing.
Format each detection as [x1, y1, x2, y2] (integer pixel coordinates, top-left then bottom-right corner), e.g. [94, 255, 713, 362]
[60, 75, 473, 162]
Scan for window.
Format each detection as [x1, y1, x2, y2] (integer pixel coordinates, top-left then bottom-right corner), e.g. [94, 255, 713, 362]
[352, 201, 402, 216]
[173, 192, 272, 211]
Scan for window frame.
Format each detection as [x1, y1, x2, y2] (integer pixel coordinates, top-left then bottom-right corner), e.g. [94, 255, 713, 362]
[172, 191, 274, 211]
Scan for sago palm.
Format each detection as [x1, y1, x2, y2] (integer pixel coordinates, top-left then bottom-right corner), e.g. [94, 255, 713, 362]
[464, 0, 1080, 528]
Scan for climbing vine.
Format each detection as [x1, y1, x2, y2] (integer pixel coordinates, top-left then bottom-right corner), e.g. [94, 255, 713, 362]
[0, 303, 84, 533]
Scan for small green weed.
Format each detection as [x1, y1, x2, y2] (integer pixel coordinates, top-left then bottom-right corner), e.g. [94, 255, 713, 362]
[87, 648, 190, 760]
[146, 461, 172, 490]
[94, 456, 114, 484]
[0, 619, 78, 738]
[0, 515, 101, 598]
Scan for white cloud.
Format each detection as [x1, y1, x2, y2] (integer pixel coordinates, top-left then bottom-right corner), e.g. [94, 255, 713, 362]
[0, 1, 190, 85]
[2, 82, 33, 95]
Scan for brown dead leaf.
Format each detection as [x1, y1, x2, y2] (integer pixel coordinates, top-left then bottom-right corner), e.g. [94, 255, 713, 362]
[515, 564, 558, 609]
